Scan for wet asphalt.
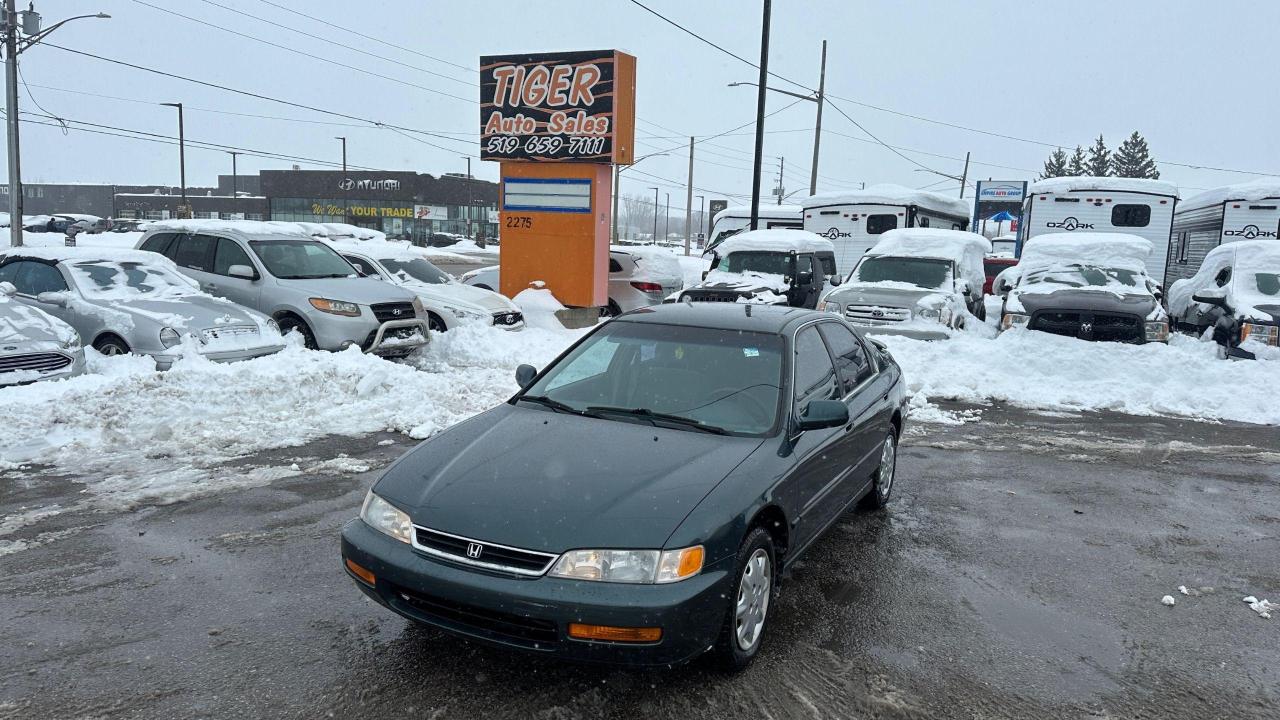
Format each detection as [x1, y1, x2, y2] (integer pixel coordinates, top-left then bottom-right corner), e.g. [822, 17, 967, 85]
[1, 404, 1278, 720]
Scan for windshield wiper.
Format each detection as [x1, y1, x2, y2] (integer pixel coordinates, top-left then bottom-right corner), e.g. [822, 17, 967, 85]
[585, 406, 729, 434]
[518, 394, 600, 418]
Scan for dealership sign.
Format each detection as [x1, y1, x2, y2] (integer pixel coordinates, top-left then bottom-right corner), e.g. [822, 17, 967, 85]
[338, 178, 402, 191]
[479, 49, 636, 164]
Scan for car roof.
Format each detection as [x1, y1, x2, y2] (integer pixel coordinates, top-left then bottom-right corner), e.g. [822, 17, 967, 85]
[611, 301, 824, 334]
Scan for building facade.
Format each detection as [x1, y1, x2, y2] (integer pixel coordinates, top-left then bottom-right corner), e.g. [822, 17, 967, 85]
[114, 192, 267, 221]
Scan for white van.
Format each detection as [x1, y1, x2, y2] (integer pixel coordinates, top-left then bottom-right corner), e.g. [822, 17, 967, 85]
[1165, 179, 1280, 289]
[704, 204, 803, 256]
[800, 184, 971, 273]
[1017, 177, 1178, 285]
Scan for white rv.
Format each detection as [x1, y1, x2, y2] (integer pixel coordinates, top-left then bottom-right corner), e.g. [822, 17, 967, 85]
[1165, 179, 1280, 289]
[1017, 177, 1178, 285]
[800, 184, 971, 272]
[704, 204, 803, 256]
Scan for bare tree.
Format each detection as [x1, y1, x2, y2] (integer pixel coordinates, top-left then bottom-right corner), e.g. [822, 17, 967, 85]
[621, 193, 656, 240]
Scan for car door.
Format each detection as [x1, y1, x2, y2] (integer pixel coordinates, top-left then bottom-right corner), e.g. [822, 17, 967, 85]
[784, 324, 850, 552]
[209, 236, 264, 309]
[169, 232, 218, 291]
[817, 321, 885, 504]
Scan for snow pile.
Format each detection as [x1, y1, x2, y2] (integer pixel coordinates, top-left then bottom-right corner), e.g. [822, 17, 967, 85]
[512, 287, 569, 330]
[1161, 595, 1176, 606]
[868, 228, 992, 260]
[1243, 596, 1275, 619]
[702, 268, 789, 293]
[1028, 176, 1179, 198]
[715, 229, 834, 256]
[1178, 178, 1280, 214]
[801, 184, 972, 217]
[881, 330, 1280, 425]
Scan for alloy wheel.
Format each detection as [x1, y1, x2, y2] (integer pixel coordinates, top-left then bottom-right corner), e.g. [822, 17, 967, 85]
[878, 433, 896, 500]
[734, 548, 771, 651]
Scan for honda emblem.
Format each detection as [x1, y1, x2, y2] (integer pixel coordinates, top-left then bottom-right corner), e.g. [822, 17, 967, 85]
[466, 542, 483, 559]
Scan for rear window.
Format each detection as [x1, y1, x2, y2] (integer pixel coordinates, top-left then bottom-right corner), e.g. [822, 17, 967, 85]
[1112, 204, 1151, 227]
[866, 214, 898, 235]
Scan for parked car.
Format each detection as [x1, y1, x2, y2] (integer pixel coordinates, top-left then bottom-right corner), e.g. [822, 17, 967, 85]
[24, 214, 109, 235]
[678, 230, 838, 308]
[983, 256, 1019, 295]
[110, 219, 143, 233]
[341, 302, 907, 668]
[459, 247, 683, 315]
[136, 221, 428, 357]
[335, 244, 524, 332]
[1167, 239, 1279, 359]
[821, 229, 990, 339]
[995, 233, 1169, 343]
[0, 280, 86, 385]
[0, 247, 285, 369]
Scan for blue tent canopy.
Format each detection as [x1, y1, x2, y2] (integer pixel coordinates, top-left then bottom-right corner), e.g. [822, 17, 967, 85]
[987, 210, 1017, 222]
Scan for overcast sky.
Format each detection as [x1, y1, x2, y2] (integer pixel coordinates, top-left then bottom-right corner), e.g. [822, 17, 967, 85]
[10, 0, 1280, 211]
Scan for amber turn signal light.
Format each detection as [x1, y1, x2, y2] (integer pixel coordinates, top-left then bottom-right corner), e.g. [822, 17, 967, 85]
[345, 557, 376, 586]
[568, 623, 662, 643]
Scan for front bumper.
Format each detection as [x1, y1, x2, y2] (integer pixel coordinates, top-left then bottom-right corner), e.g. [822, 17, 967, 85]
[0, 347, 86, 386]
[340, 520, 730, 666]
[151, 342, 286, 370]
[363, 319, 430, 356]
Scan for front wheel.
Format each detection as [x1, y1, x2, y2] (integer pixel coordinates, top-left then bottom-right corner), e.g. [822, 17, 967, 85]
[427, 312, 448, 333]
[861, 429, 897, 510]
[277, 316, 318, 350]
[713, 527, 775, 670]
[93, 335, 130, 356]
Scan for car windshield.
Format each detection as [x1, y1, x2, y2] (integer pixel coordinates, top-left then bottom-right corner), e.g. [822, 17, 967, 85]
[1020, 263, 1145, 289]
[520, 322, 784, 436]
[853, 256, 953, 289]
[249, 240, 357, 279]
[69, 260, 198, 299]
[1251, 271, 1280, 296]
[718, 251, 795, 277]
[380, 257, 452, 285]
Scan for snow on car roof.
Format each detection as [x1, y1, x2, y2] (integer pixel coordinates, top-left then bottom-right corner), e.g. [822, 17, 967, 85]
[714, 229, 835, 255]
[799, 183, 972, 217]
[1177, 178, 1280, 214]
[1019, 232, 1153, 269]
[325, 238, 424, 263]
[711, 204, 802, 222]
[609, 245, 683, 279]
[0, 245, 173, 265]
[866, 228, 991, 260]
[144, 219, 386, 242]
[1028, 176, 1179, 198]
[1204, 238, 1280, 267]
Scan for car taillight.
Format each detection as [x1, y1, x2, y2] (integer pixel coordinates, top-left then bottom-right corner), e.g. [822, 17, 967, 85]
[630, 281, 664, 293]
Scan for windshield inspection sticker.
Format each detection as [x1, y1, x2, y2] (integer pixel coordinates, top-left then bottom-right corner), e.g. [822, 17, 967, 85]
[743, 347, 760, 357]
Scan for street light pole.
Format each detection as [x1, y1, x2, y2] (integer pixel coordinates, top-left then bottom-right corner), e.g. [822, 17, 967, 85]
[664, 192, 670, 244]
[748, 0, 772, 231]
[160, 103, 186, 217]
[649, 186, 658, 244]
[683, 136, 694, 256]
[461, 155, 472, 238]
[335, 136, 347, 223]
[695, 194, 705, 244]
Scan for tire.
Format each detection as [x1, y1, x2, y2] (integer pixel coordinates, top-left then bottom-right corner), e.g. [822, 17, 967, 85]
[712, 526, 776, 670]
[427, 312, 448, 333]
[93, 334, 130, 357]
[861, 428, 898, 510]
[277, 315, 318, 350]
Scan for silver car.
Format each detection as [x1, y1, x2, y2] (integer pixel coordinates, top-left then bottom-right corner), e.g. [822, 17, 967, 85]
[0, 280, 86, 385]
[0, 248, 285, 370]
[137, 221, 428, 357]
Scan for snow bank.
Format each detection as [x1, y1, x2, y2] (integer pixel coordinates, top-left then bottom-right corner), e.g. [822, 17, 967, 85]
[1028, 176, 1179, 198]
[868, 228, 991, 260]
[715, 229, 834, 255]
[881, 330, 1280, 426]
[801, 184, 972, 217]
[1178, 178, 1280, 214]
[513, 287, 569, 330]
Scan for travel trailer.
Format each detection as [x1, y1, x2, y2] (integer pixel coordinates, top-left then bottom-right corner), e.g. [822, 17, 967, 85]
[800, 184, 971, 272]
[1165, 179, 1280, 288]
[703, 204, 803, 256]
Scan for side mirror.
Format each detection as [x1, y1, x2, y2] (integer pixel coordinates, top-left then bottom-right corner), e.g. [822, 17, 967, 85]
[0, 281, 14, 296]
[828, 273, 842, 286]
[796, 399, 849, 431]
[796, 270, 815, 287]
[1192, 290, 1228, 308]
[227, 264, 257, 280]
[515, 364, 538, 389]
[36, 291, 70, 308]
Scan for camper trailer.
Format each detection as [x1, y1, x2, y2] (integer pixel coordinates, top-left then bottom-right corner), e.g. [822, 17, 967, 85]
[800, 184, 971, 272]
[703, 204, 803, 256]
[1165, 179, 1280, 288]
[1017, 176, 1178, 285]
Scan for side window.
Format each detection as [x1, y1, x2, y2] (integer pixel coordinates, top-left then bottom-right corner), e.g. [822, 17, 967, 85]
[139, 232, 177, 255]
[608, 258, 624, 273]
[342, 255, 378, 278]
[792, 326, 839, 405]
[1214, 266, 1231, 287]
[17, 263, 69, 295]
[866, 214, 898, 235]
[173, 234, 214, 272]
[1112, 204, 1151, 228]
[818, 322, 871, 391]
[0, 261, 20, 285]
[917, 216, 930, 228]
[213, 238, 255, 276]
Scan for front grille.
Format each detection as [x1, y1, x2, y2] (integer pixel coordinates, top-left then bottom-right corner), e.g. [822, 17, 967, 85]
[492, 311, 524, 327]
[370, 302, 415, 323]
[391, 584, 558, 647]
[682, 290, 742, 303]
[1030, 310, 1143, 343]
[200, 324, 259, 342]
[844, 304, 910, 325]
[413, 525, 558, 576]
[0, 352, 72, 374]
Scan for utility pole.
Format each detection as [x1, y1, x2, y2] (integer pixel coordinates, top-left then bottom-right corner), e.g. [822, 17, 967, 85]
[775, 157, 785, 205]
[4, 0, 22, 246]
[683, 136, 694, 256]
[461, 155, 472, 238]
[809, 40, 826, 196]
[228, 151, 239, 217]
[649, 186, 658, 244]
[335, 136, 347, 223]
[160, 103, 187, 217]
[664, 192, 669, 243]
[695, 194, 705, 245]
[958, 151, 970, 199]
[748, 0, 772, 230]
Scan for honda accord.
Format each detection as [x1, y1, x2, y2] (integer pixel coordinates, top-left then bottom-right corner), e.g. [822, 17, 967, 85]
[341, 303, 907, 668]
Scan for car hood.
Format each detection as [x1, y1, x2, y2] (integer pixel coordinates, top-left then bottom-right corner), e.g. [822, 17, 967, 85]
[0, 298, 77, 350]
[1012, 288, 1157, 316]
[373, 403, 764, 552]
[83, 293, 268, 331]
[273, 276, 416, 305]
[400, 280, 517, 313]
[827, 282, 953, 308]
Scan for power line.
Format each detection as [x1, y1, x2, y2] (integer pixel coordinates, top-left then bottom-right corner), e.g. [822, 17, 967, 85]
[824, 97, 945, 175]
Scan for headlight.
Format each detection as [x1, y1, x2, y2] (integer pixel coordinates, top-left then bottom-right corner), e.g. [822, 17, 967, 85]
[445, 305, 485, 321]
[159, 326, 182, 348]
[1001, 313, 1030, 330]
[821, 300, 842, 315]
[1145, 320, 1170, 343]
[359, 491, 412, 544]
[59, 332, 80, 350]
[915, 307, 940, 321]
[309, 298, 361, 316]
[548, 546, 704, 584]
[1241, 322, 1279, 345]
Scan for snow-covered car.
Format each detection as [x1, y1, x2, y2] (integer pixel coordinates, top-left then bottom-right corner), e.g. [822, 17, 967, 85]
[0, 247, 285, 370]
[335, 244, 524, 332]
[678, 230, 838, 308]
[0, 280, 86, 385]
[459, 247, 683, 316]
[997, 233, 1169, 344]
[821, 229, 990, 339]
[1167, 240, 1279, 359]
[136, 221, 429, 358]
